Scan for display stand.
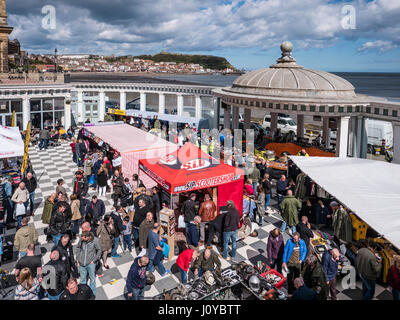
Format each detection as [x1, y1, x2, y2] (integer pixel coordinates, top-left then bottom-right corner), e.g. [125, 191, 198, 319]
[159, 207, 175, 261]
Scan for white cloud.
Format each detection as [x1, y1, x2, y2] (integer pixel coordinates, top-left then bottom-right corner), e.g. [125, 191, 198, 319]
[6, 0, 400, 55]
[357, 40, 398, 53]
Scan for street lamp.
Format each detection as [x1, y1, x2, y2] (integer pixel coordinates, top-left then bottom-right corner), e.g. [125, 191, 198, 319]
[54, 48, 58, 81]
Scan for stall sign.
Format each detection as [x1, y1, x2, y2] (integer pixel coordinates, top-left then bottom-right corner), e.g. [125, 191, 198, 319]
[173, 173, 241, 193]
[112, 156, 122, 167]
[108, 108, 126, 116]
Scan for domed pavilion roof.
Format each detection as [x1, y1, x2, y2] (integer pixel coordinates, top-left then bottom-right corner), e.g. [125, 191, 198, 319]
[224, 41, 356, 100]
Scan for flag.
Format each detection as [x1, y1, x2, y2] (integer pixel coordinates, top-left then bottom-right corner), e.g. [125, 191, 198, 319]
[21, 121, 31, 174]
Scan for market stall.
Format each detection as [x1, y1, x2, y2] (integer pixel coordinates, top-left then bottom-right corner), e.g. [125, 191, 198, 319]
[139, 142, 244, 213]
[82, 122, 177, 187]
[288, 155, 400, 283]
[139, 142, 245, 256]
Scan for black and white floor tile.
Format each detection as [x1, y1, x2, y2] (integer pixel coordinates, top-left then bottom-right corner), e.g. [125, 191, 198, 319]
[0, 140, 393, 300]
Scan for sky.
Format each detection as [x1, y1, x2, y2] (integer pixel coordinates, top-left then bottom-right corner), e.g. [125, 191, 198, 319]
[6, 0, 400, 72]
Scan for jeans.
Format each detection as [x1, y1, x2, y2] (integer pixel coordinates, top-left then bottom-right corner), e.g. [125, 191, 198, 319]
[222, 230, 237, 259]
[277, 193, 284, 206]
[186, 223, 199, 247]
[264, 193, 271, 210]
[147, 250, 166, 275]
[72, 219, 80, 236]
[199, 221, 209, 242]
[280, 221, 296, 234]
[25, 192, 35, 215]
[47, 291, 64, 300]
[198, 267, 213, 277]
[130, 287, 144, 300]
[79, 263, 96, 296]
[111, 236, 120, 256]
[18, 251, 27, 259]
[132, 227, 139, 247]
[39, 138, 48, 150]
[0, 222, 4, 239]
[93, 175, 98, 188]
[178, 265, 187, 284]
[17, 215, 24, 228]
[52, 233, 62, 247]
[5, 199, 14, 225]
[287, 263, 302, 294]
[360, 275, 376, 300]
[393, 289, 400, 301]
[268, 258, 282, 274]
[252, 182, 258, 196]
[123, 234, 132, 251]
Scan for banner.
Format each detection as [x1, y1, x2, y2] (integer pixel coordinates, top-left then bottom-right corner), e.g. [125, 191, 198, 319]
[21, 121, 31, 174]
[108, 108, 126, 116]
[11, 110, 15, 127]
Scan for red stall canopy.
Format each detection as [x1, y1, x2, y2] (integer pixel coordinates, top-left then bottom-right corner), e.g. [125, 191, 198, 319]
[139, 142, 244, 214]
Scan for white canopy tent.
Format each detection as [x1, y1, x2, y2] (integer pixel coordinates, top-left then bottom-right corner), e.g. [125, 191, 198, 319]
[289, 156, 400, 250]
[0, 126, 24, 159]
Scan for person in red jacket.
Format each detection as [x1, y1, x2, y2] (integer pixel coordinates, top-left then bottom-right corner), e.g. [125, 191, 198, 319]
[388, 255, 400, 300]
[176, 247, 199, 284]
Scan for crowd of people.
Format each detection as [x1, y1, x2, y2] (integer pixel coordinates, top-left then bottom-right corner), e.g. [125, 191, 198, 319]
[1, 119, 399, 302]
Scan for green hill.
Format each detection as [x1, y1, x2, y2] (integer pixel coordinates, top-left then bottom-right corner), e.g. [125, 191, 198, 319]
[133, 52, 235, 71]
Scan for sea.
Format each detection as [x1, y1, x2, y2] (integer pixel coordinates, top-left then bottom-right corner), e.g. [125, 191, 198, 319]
[154, 72, 400, 102]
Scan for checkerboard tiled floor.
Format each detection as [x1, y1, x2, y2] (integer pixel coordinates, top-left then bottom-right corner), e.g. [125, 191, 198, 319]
[1, 140, 393, 300]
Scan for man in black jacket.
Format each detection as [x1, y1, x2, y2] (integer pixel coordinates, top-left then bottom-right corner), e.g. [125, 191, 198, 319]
[22, 172, 38, 216]
[182, 193, 199, 244]
[296, 216, 314, 248]
[88, 195, 105, 225]
[53, 233, 77, 279]
[111, 206, 124, 258]
[152, 187, 161, 222]
[42, 250, 68, 300]
[76, 139, 87, 167]
[222, 200, 240, 261]
[72, 171, 88, 199]
[60, 277, 95, 300]
[132, 198, 151, 247]
[49, 202, 71, 246]
[261, 173, 272, 212]
[111, 170, 124, 207]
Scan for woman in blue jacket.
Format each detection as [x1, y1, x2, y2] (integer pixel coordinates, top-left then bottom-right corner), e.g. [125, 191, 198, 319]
[282, 232, 307, 294]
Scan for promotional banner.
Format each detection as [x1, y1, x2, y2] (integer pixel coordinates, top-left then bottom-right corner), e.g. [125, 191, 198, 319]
[11, 110, 15, 127]
[21, 121, 31, 174]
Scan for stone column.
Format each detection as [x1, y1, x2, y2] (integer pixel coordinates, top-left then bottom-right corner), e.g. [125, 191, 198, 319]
[244, 108, 251, 130]
[64, 99, 71, 129]
[98, 91, 105, 121]
[297, 114, 304, 138]
[77, 90, 84, 123]
[223, 104, 231, 129]
[195, 95, 202, 119]
[270, 112, 278, 134]
[159, 93, 165, 114]
[177, 94, 184, 116]
[232, 106, 239, 129]
[140, 92, 146, 112]
[336, 116, 350, 157]
[392, 121, 400, 164]
[350, 116, 358, 158]
[22, 95, 30, 130]
[322, 116, 330, 147]
[120, 91, 126, 111]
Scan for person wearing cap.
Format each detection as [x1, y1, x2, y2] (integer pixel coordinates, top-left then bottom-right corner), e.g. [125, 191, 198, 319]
[356, 241, 382, 300]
